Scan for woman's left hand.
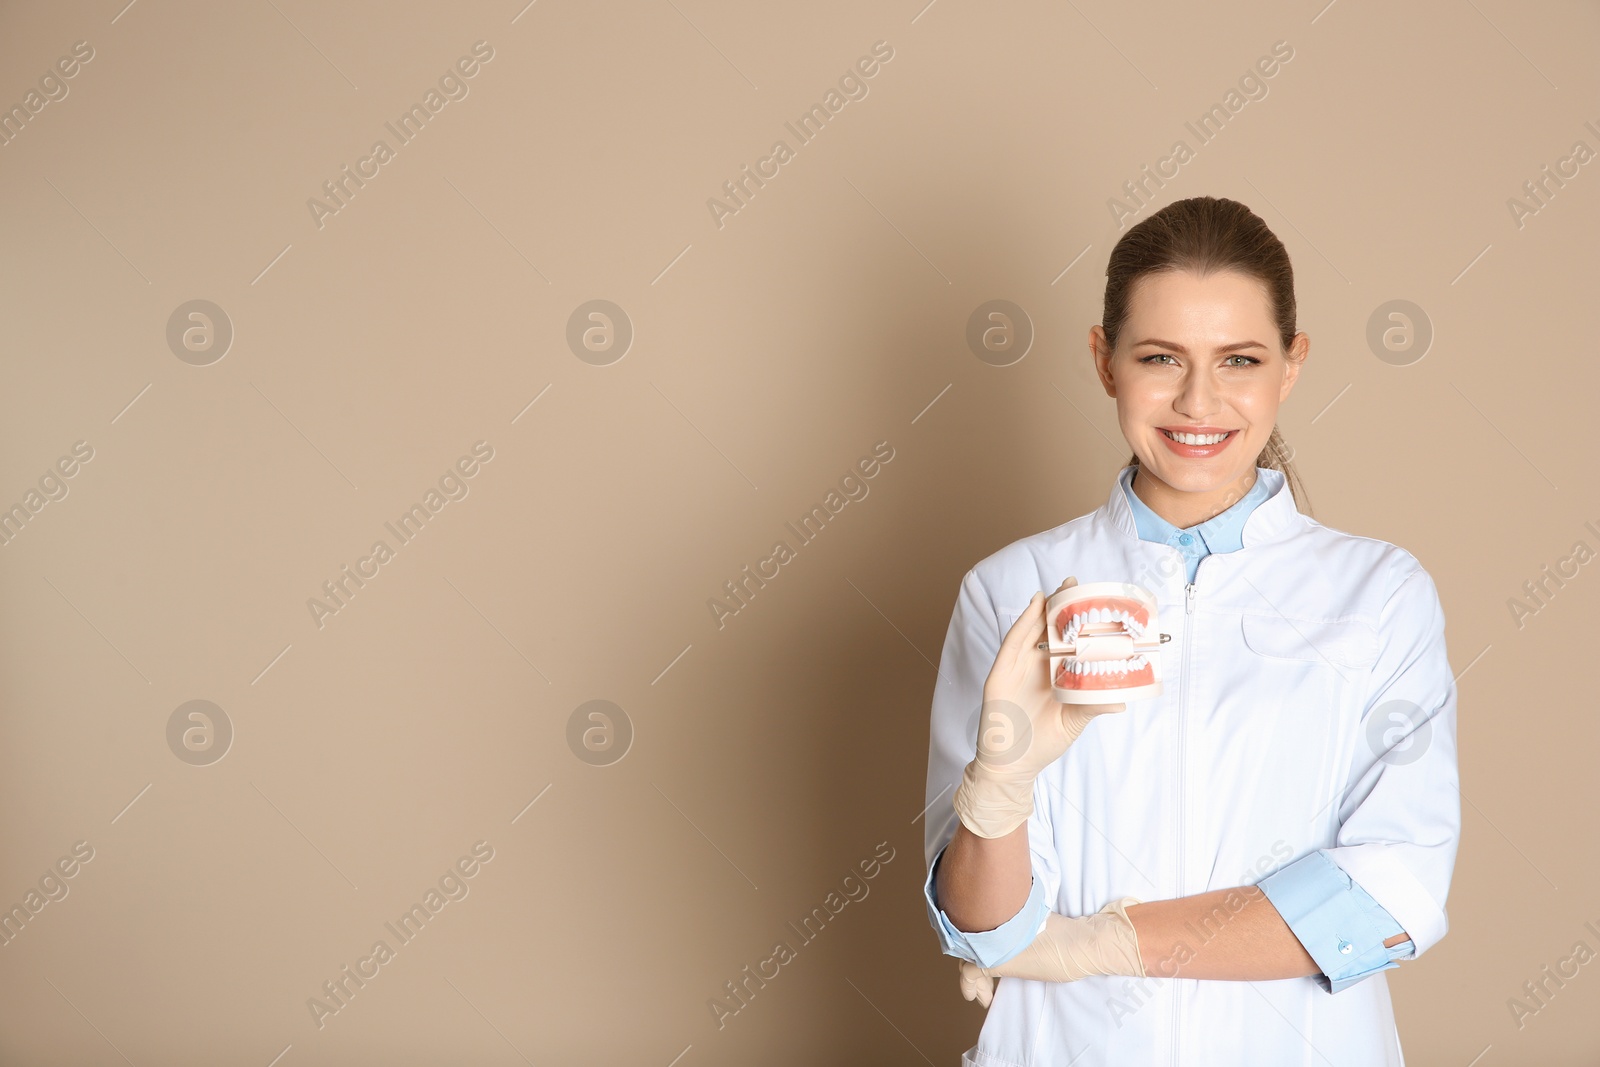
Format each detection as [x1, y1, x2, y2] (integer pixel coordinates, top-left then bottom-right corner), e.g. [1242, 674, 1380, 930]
[957, 897, 1146, 1007]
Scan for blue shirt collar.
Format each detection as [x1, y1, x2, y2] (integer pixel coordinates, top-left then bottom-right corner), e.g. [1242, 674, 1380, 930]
[1119, 465, 1282, 553]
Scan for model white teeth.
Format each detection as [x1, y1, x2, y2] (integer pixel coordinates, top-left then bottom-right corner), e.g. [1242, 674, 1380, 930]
[1167, 430, 1229, 445]
[1062, 654, 1149, 674]
[1062, 608, 1146, 640]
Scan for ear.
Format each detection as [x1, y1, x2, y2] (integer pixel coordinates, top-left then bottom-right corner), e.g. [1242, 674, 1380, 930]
[1090, 325, 1116, 397]
[1280, 332, 1309, 401]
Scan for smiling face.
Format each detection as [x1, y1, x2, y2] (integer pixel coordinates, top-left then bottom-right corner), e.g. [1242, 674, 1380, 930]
[1090, 268, 1308, 527]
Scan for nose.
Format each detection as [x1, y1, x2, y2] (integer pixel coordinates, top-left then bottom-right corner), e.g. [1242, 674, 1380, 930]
[1174, 364, 1221, 420]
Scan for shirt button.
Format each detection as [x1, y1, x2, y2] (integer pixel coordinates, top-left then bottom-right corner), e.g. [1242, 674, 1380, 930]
[1338, 940, 1353, 954]
[1178, 533, 1193, 545]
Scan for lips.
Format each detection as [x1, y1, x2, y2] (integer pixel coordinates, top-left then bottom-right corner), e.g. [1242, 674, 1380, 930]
[1157, 427, 1237, 457]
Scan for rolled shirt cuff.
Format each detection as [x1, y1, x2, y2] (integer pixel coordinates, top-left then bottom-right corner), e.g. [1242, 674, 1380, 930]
[923, 843, 1050, 967]
[1259, 848, 1412, 993]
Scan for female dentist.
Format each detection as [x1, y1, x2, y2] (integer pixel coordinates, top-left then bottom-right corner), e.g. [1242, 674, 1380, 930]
[922, 196, 1459, 1066]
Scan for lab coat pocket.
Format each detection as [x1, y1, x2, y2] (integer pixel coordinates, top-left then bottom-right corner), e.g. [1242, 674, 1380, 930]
[994, 608, 1030, 649]
[1239, 614, 1380, 717]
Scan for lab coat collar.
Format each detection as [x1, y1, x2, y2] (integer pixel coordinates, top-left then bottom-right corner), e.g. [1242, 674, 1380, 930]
[1102, 464, 1296, 550]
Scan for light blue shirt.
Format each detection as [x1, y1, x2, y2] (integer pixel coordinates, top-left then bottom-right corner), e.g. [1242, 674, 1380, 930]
[1124, 463, 1276, 584]
[924, 465, 1413, 992]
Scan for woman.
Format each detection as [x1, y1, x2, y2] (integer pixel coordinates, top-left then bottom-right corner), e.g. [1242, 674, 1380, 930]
[922, 196, 1459, 1066]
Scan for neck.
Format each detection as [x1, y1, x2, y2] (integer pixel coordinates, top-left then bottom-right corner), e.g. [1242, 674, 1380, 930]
[1130, 465, 1261, 529]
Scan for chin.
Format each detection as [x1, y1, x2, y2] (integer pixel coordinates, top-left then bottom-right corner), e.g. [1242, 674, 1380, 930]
[1145, 466, 1216, 492]
[1137, 453, 1253, 493]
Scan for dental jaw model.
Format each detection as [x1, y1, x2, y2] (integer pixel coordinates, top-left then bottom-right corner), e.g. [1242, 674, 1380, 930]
[1043, 582, 1167, 704]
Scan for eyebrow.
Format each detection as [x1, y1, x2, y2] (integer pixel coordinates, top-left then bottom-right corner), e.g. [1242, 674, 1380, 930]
[1130, 338, 1269, 354]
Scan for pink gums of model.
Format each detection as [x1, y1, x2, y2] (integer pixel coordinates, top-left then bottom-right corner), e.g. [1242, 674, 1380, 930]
[1043, 581, 1165, 704]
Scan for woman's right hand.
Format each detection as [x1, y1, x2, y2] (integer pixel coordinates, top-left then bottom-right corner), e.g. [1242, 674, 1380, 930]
[975, 577, 1127, 778]
[954, 577, 1126, 839]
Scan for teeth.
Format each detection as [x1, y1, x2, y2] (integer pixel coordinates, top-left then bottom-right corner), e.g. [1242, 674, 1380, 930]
[1061, 607, 1146, 641]
[1166, 430, 1229, 445]
[1060, 654, 1149, 675]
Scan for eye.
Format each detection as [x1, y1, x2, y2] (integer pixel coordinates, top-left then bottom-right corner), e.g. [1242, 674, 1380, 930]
[1226, 354, 1262, 366]
[1138, 353, 1177, 364]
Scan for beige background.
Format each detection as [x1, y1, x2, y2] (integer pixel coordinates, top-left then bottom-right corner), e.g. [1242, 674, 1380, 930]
[0, 0, 1596, 1063]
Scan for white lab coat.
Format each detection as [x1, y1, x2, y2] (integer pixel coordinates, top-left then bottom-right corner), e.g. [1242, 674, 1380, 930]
[924, 465, 1459, 1066]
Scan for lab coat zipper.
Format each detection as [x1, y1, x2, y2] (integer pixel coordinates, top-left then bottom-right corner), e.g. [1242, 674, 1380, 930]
[1173, 575, 1196, 1067]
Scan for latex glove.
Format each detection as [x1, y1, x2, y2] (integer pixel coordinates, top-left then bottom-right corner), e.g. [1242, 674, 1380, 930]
[958, 897, 1146, 1008]
[951, 577, 1127, 839]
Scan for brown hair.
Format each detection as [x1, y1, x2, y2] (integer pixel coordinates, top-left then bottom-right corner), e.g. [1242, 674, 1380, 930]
[1102, 195, 1311, 514]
